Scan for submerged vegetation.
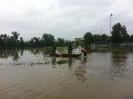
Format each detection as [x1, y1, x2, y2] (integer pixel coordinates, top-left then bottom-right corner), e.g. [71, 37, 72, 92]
[56, 59, 68, 64]
[2, 59, 69, 66]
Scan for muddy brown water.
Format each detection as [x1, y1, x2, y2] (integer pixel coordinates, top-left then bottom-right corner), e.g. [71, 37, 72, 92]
[0, 49, 133, 99]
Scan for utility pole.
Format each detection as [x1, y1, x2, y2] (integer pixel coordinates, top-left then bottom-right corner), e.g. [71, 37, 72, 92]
[110, 14, 113, 47]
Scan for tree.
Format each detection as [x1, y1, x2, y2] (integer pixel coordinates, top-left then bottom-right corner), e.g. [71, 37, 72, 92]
[42, 33, 55, 47]
[93, 34, 100, 41]
[0, 34, 8, 48]
[129, 34, 133, 42]
[0, 32, 75, 49]
[57, 38, 65, 46]
[12, 31, 20, 47]
[101, 34, 108, 41]
[112, 23, 129, 43]
[12, 31, 20, 40]
[84, 32, 94, 46]
[121, 25, 129, 42]
[20, 37, 24, 48]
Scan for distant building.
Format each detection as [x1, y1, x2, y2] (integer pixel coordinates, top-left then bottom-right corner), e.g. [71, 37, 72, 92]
[120, 42, 133, 50]
[120, 42, 133, 46]
[75, 37, 84, 41]
[91, 41, 109, 48]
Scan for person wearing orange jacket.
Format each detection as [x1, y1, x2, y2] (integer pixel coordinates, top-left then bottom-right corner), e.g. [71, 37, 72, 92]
[81, 48, 87, 58]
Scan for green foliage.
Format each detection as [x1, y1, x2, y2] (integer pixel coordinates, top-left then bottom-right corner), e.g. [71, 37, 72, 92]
[12, 31, 20, 40]
[112, 23, 129, 43]
[0, 23, 131, 49]
[77, 41, 84, 46]
[93, 34, 100, 41]
[42, 33, 55, 47]
[129, 34, 133, 42]
[31, 62, 34, 66]
[84, 32, 94, 46]
[101, 34, 108, 41]
[12, 63, 23, 65]
[44, 61, 50, 64]
[57, 38, 65, 46]
[0, 32, 74, 49]
[56, 59, 68, 64]
[20, 37, 24, 48]
[4, 59, 68, 66]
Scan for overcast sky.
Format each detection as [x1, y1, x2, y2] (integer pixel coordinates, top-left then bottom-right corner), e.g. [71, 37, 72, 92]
[0, 0, 133, 41]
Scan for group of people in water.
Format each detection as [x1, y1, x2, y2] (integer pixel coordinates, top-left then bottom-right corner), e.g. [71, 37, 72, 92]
[51, 45, 87, 58]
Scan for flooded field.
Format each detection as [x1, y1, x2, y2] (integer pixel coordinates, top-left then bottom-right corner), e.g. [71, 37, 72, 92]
[0, 48, 133, 99]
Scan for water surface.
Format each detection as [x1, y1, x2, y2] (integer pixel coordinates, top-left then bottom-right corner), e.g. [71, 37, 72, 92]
[0, 49, 133, 99]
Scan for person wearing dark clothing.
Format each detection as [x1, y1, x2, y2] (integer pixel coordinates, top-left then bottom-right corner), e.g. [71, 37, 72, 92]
[68, 45, 73, 54]
[52, 46, 56, 54]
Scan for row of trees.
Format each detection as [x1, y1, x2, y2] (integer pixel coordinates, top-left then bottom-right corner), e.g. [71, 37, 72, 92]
[83, 23, 133, 46]
[0, 31, 24, 49]
[0, 32, 74, 49]
[25, 33, 74, 48]
[1, 22, 132, 49]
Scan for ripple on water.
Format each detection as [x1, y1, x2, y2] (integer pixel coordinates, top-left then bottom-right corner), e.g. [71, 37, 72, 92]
[0, 50, 133, 99]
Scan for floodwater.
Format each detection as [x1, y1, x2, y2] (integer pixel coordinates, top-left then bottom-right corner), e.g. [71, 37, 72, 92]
[0, 48, 133, 99]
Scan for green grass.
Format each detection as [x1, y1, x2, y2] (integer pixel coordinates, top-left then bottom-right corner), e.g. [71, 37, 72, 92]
[31, 62, 34, 66]
[6, 59, 68, 66]
[56, 59, 68, 64]
[12, 63, 23, 65]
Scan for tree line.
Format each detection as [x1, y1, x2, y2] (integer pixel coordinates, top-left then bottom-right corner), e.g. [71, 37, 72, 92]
[83, 23, 133, 46]
[0, 32, 74, 49]
[1, 22, 133, 49]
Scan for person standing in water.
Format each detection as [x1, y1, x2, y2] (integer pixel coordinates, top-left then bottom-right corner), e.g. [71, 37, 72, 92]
[81, 47, 87, 58]
[51, 46, 56, 54]
[68, 45, 73, 55]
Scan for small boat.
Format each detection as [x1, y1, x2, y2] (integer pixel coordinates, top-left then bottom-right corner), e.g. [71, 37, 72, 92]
[50, 53, 82, 57]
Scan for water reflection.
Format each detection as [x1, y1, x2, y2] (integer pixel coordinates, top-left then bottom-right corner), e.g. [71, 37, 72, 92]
[81, 57, 87, 66]
[74, 58, 87, 81]
[0, 50, 20, 61]
[30, 49, 40, 55]
[52, 57, 56, 68]
[0, 49, 133, 99]
[12, 51, 20, 61]
[111, 51, 128, 65]
[20, 50, 24, 56]
[68, 57, 73, 67]
[0, 49, 51, 62]
[0, 49, 131, 76]
[110, 51, 129, 79]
